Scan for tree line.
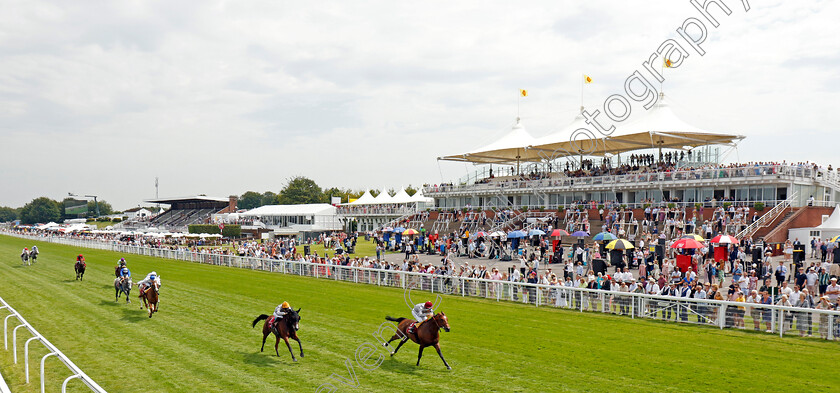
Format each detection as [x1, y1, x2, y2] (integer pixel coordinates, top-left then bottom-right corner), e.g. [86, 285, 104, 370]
[237, 176, 418, 210]
[0, 197, 114, 224]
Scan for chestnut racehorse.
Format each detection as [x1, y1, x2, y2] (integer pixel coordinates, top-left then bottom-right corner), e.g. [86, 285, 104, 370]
[384, 312, 451, 369]
[138, 283, 159, 318]
[252, 309, 304, 361]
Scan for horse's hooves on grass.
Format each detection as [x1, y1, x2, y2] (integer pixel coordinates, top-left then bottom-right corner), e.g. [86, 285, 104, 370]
[447, 366, 452, 370]
[292, 358, 298, 362]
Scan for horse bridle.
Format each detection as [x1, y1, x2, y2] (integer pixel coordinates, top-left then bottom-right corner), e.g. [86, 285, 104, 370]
[431, 314, 445, 329]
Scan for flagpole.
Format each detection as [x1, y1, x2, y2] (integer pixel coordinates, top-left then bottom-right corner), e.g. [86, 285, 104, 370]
[660, 61, 665, 94]
[580, 74, 584, 110]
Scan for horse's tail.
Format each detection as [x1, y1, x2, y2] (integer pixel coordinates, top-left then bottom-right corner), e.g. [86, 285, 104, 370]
[385, 316, 406, 323]
[252, 314, 269, 328]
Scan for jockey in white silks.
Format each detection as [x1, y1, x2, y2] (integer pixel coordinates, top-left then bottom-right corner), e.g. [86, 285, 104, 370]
[407, 301, 434, 335]
[273, 301, 292, 321]
[137, 271, 162, 295]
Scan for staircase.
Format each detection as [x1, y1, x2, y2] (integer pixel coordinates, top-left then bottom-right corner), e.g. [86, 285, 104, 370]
[735, 192, 798, 240]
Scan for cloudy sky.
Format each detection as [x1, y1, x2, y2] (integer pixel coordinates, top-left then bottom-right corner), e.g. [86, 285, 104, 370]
[1, 0, 837, 209]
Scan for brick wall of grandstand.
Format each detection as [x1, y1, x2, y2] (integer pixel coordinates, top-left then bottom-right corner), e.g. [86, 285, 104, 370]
[4, 230, 839, 341]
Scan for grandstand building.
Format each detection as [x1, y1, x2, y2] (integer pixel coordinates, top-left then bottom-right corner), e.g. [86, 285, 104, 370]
[429, 94, 840, 211]
[335, 93, 840, 245]
[134, 195, 235, 231]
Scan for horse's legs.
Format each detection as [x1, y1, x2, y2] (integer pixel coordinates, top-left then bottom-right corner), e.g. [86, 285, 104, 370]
[273, 335, 280, 357]
[390, 337, 408, 356]
[416, 345, 426, 366]
[283, 337, 297, 362]
[294, 336, 304, 357]
[260, 330, 268, 352]
[433, 343, 451, 370]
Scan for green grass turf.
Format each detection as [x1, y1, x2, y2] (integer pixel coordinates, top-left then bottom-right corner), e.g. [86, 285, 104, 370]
[0, 234, 838, 392]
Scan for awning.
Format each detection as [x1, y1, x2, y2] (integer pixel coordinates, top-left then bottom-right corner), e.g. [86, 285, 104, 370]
[438, 118, 543, 164]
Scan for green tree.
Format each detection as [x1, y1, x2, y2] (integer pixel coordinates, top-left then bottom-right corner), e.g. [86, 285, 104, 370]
[20, 197, 62, 224]
[278, 177, 324, 205]
[238, 191, 263, 210]
[0, 206, 19, 222]
[369, 189, 380, 197]
[260, 191, 279, 206]
[387, 188, 396, 197]
[323, 187, 343, 204]
[405, 185, 418, 196]
[88, 200, 113, 216]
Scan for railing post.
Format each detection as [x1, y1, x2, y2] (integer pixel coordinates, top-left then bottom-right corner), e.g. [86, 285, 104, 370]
[62, 374, 81, 393]
[13, 324, 26, 363]
[5, 313, 19, 349]
[40, 352, 57, 393]
[25, 336, 42, 382]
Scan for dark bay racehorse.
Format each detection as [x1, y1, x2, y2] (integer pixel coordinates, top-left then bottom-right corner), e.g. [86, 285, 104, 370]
[75, 261, 86, 280]
[139, 283, 158, 318]
[114, 278, 131, 302]
[252, 309, 303, 361]
[385, 312, 451, 369]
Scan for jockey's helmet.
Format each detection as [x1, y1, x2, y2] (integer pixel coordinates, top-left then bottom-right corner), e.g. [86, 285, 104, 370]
[424, 301, 433, 309]
[281, 301, 290, 309]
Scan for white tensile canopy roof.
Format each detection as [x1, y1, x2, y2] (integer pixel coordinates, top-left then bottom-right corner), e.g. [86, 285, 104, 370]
[527, 111, 590, 160]
[439, 118, 543, 164]
[350, 190, 376, 205]
[439, 93, 745, 164]
[816, 205, 840, 229]
[528, 94, 744, 157]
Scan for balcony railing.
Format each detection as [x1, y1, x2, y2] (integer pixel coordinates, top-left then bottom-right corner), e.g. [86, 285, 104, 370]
[424, 164, 840, 196]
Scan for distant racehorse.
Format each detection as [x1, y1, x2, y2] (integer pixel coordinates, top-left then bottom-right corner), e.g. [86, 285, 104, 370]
[385, 312, 452, 369]
[114, 278, 132, 303]
[252, 309, 303, 361]
[138, 283, 159, 318]
[75, 261, 86, 280]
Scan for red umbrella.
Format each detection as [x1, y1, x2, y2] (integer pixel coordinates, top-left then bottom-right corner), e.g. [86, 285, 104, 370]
[710, 234, 738, 244]
[550, 229, 570, 237]
[670, 238, 704, 249]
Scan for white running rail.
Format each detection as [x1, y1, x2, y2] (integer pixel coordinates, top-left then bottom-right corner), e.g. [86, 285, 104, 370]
[4, 230, 840, 341]
[0, 296, 107, 393]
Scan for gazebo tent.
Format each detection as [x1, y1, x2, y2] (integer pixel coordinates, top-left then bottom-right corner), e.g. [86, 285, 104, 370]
[391, 188, 414, 204]
[789, 205, 840, 255]
[350, 190, 376, 205]
[410, 189, 434, 204]
[373, 188, 394, 204]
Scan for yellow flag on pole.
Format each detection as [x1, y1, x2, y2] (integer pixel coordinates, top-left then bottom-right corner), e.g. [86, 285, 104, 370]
[584, 75, 593, 84]
[520, 89, 527, 97]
